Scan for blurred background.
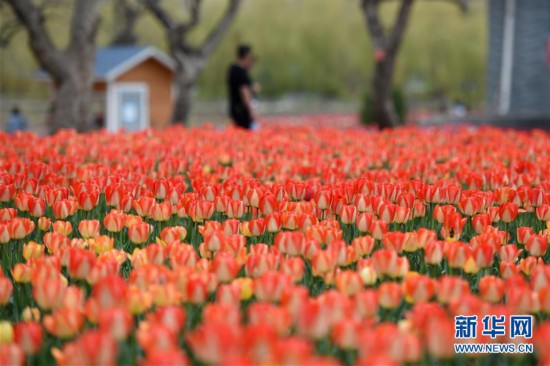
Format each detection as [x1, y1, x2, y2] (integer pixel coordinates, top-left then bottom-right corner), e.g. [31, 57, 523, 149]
[0, 0, 548, 133]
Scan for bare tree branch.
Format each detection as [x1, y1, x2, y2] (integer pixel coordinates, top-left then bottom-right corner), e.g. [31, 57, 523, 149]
[3, 0, 103, 131]
[386, 0, 414, 53]
[200, 0, 241, 56]
[142, 0, 176, 31]
[68, 0, 102, 53]
[4, 0, 65, 76]
[0, 18, 21, 48]
[0, 0, 20, 47]
[141, 0, 242, 123]
[111, 0, 143, 45]
[142, 0, 175, 30]
[177, 0, 201, 33]
[361, 0, 387, 49]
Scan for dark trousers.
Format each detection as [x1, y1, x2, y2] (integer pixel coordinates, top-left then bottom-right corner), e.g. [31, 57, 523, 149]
[230, 105, 252, 129]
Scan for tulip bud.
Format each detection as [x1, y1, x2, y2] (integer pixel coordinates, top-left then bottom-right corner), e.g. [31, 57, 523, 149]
[0, 321, 13, 344]
[359, 265, 377, 286]
[38, 217, 51, 231]
[21, 308, 40, 322]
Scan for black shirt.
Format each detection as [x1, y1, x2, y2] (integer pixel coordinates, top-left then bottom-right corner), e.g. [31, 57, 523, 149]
[227, 64, 253, 128]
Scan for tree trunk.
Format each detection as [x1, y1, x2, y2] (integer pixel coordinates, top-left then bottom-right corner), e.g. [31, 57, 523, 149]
[372, 58, 399, 129]
[172, 81, 194, 124]
[110, 0, 140, 45]
[361, 0, 414, 130]
[49, 75, 91, 133]
[6, 0, 101, 134]
[171, 52, 204, 125]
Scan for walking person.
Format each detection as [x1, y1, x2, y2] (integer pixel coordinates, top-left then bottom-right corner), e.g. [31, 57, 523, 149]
[6, 106, 28, 134]
[227, 44, 260, 130]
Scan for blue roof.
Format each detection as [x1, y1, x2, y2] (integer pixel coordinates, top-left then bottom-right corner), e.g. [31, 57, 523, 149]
[93, 46, 148, 78]
[36, 45, 170, 80]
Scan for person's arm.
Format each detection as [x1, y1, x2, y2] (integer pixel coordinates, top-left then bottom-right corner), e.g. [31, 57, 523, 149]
[240, 85, 256, 121]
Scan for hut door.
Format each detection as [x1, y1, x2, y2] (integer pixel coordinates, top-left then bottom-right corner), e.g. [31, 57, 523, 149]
[108, 83, 149, 131]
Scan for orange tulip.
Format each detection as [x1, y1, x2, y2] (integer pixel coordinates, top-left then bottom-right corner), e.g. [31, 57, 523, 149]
[0, 343, 25, 366]
[339, 205, 357, 225]
[132, 196, 155, 217]
[52, 199, 77, 219]
[498, 202, 518, 223]
[370, 220, 388, 241]
[352, 236, 375, 258]
[536, 204, 550, 222]
[253, 273, 293, 303]
[331, 318, 362, 350]
[186, 323, 241, 364]
[377, 282, 403, 309]
[22, 242, 44, 261]
[52, 330, 118, 366]
[335, 270, 363, 297]
[0, 184, 16, 203]
[141, 350, 189, 366]
[525, 234, 548, 257]
[32, 278, 67, 311]
[382, 231, 406, 253]
[436, 275, 469, 304]
[27, 197, 45, 217]
[0, 223, 10, 244]
[37, 217, 51, 232]
[8, 218, 35, 240]
[425, 317, 455, 359]
[147, 306, 186, 335]
[403, 272, 435, 303]
[0, 276, 13, 305]
[279, 257, 305, 283]
[356, 212, 374, 233]
[458, 194, 483, 216]
[311, 250, 336, 277]
[478, 275, 504, 303]
[67, 248, 96, 281]
[103, 210, 126, 233]
[128, 223, 151, 245]
[76, 219, 100, 239]
[150, 201, 172, 222]
[275, 231, 306, 256]
[296, 299, 331, 340]
[52, 220, 72, 237]
[14, 321, 43, 355]
[529, 187, 544, 208]
[160, 226, 186, 244]
[211, 251, 240, 283]
[43, 308, 84, 339]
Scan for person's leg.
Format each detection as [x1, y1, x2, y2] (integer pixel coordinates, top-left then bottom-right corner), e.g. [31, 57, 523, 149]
[232, 110, 252, 130]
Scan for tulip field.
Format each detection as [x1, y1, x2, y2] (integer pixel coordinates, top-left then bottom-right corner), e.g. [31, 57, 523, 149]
[1, 125, 550, 365]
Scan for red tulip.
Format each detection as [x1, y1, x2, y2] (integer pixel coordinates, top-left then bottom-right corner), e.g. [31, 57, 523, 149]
[186, 323, 242, 364]
[403, 272, 435, 304]
[377, 282, 403, 309]
[0, 276, 13, 305]
[498, 202, 518, 223]
[128, 223, 151, 245]
[27, 197, 45, 217]
[14, 321, 43, 355]
[525, 234, 548, 257]
[43, 307, 84, 339]
[8, 218, 35, 240]
[478, 275, 504, 303]
[536, 204, 550, 221]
